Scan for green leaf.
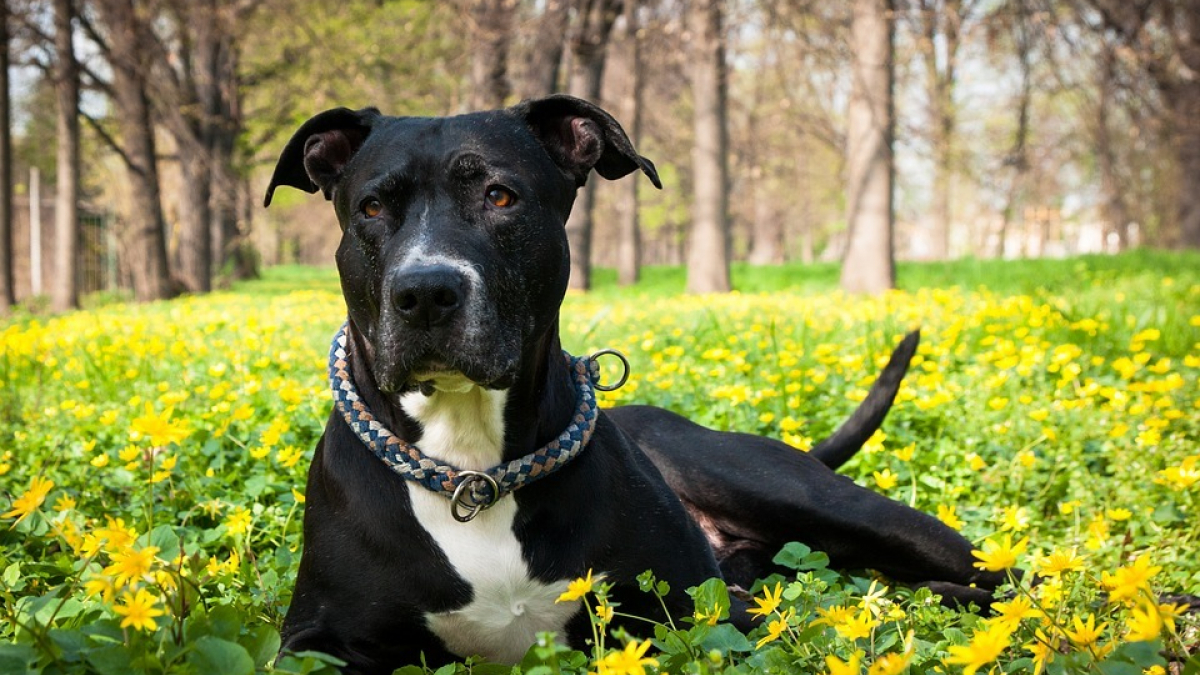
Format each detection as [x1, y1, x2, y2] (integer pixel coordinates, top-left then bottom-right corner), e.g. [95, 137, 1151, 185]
[772, 542, 829, 571]
[699, 624, 752, 654]
[688, 577, 731, 624]
[87, 644, 135, 675]
[772, 542, 813, 570]
[239, 624, 281, 668]
[1182, 652, 1200, 675]
[3, 562, 23, 591]
[0, 643, 36, 674]
[189, 636, 255, 675]
[1096, 662, 1142, 675]
[147, 524, 181, 556]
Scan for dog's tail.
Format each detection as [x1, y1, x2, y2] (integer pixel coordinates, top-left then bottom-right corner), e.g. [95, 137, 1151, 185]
[809, 329, 920, 471]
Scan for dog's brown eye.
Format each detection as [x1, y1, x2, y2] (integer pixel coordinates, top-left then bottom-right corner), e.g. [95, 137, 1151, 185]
[361, 199, 383, 218]
[485, 187, 516, 209]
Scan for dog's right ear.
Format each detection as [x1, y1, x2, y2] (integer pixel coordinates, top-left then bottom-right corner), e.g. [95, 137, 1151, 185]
[512, 95, 662, 189]
[263, 107, 381, 207]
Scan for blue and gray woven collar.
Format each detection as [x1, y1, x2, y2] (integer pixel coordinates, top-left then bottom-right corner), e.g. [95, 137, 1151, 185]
[328, 322, 616, 522]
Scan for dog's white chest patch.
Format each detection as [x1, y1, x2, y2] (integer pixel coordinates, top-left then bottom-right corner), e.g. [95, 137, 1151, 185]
[400, 385, 579, 664]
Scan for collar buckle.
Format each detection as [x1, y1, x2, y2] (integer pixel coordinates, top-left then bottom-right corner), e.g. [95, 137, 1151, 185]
[450, 471, 501, 522]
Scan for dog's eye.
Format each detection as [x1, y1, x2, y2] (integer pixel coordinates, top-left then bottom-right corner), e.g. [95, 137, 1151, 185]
[485, 186, 516, 209]
[360, 199, 383, 218]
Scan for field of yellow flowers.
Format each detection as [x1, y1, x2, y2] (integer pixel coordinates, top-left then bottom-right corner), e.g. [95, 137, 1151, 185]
[2, 252, 1198, 675]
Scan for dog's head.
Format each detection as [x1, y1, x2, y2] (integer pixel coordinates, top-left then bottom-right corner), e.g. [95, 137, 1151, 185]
[265, 96, 660, 394]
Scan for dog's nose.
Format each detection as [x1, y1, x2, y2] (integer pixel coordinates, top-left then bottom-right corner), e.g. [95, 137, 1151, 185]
[391, 266, 465, 328]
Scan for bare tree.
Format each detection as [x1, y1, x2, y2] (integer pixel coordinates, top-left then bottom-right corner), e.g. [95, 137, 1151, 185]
[514, 0, 570, 100]
[614, 0, 642, 285]
[840, 0, 895, 294]
[910, 0, 980, 259]
[467, 0, 517, 110]
[1088, 0, 1200, 249]
[686, 0, 731, 294]
[0, 3, 14, 311]
[563, 0, 620, 291]
[993, 0, 1035, 258]
[92, 0, 175, 301]
[52, 0, 80, 311]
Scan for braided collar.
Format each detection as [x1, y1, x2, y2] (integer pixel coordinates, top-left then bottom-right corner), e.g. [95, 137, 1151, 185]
[328, 322, 607, 522]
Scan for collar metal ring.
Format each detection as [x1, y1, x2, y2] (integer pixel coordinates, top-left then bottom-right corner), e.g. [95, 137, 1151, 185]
[450, 471, 501, 522]
[589, 348, 630, 391]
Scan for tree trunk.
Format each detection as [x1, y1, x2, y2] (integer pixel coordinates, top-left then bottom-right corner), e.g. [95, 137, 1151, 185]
[0, 4, 14, 310]
[840, 0, 895, 294]
[747, 194, 782, 264]
[177, 149, 212, 292]
[998, 5, 1033, 259]
[1095, 43, 1131, 251]
[516, 0, 570, 99]
[1167, 79, 1200, 248]
[919, 0, 962, 260]
[467, 0, 516, 110]
[615, 0, 641, 286]
[97, 0, 174, 302]
[686, 0, 731, 294]
[158, 0, 221, 293]
[52, 0, 81, 311]
[563, 0, 619, 291]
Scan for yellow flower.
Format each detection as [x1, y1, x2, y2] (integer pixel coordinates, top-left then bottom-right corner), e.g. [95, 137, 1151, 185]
[1106, 508, 1131, 522]
[104, 545, 160, 589]
[291, 488, 306, 504]
[225, 507, 253, 537]
[693, 604, 720, 626]
[591, 639, 658, 675]
[868, 649, 912, 675]
[595, 600, 614, 624]
[937, 504, 964, 530]
[556, 569, 597, 603]
[1125, 600, 1162, 642]
[112, 588, 165, 632]
[998, 505, 1029, 532]
[813, 603, 856, 628]
[756, 607, 794, 648]
[2, 476, 55, 525]
[1158, 602, 1186, 634]
[990, 594, 1042, 629]
[1064, 613, 1107, 648]
[53, 495, 76, 512]
[971, 534, 1028, 572]
[1035, 548, 1084, 577]
[95, 517, 137, 552]
[873, 469, 898, 491]
[130, 405, 190, 447]
[1101, 554, 1161, 604]
[835, 609, 878, 641]
[945, 621, 1012, 675]
[84, 575, 116, 602]
[1024, 629, 1058, 675]
[748, 582, 784, 620]
[825, 650, 864, 675]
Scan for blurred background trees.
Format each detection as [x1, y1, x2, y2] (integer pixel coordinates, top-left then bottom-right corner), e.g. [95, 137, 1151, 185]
[2, 0, 1199, 310]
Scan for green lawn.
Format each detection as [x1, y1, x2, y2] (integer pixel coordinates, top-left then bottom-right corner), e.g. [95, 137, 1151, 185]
[2, 251, 1198, 674]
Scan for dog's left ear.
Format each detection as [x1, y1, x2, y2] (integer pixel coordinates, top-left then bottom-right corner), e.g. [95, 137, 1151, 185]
[513, 95, 662, 189]
[263, 107, 381, 207]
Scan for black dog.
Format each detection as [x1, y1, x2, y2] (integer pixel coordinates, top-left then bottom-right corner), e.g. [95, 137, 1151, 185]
[264, 95, 1004, 674]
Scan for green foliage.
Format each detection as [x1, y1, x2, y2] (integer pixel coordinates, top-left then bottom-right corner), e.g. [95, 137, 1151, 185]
[1, 252, 1198, 673]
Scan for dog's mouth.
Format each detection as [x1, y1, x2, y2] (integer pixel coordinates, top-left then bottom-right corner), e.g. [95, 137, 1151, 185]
[370, 348, 517, 395]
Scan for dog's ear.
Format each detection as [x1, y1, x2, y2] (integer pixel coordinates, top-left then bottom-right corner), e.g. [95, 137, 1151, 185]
[263, 107, 381, 207]
[513, 95, 662, 189]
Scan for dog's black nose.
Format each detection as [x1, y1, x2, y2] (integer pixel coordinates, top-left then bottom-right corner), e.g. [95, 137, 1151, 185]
[391, 266, 465, 328]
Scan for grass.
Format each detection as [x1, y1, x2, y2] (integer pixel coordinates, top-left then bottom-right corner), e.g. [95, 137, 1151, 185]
[1, 250, 1198, 674]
